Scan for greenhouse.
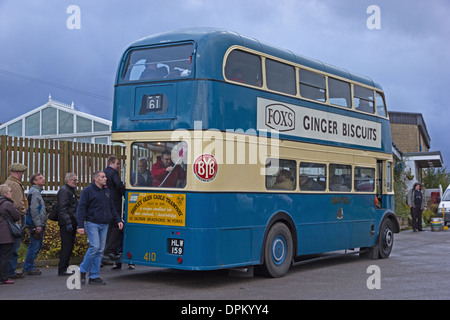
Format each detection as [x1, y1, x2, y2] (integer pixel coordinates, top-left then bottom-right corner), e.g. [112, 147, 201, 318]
[0, 95, 111, 145]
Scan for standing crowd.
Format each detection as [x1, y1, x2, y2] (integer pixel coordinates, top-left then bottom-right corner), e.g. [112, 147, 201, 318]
[0, 155, 127, 285]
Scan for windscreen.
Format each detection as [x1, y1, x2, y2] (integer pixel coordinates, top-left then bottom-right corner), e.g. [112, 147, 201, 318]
[123, 43, 194, 81]
[443, 190, 450, 201]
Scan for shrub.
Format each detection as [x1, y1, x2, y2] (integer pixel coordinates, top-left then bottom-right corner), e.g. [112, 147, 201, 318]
[38, 220, 89, 260]
[422, 208, 436, 226]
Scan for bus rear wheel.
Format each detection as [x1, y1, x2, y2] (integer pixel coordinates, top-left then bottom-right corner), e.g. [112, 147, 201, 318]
[260, 222, 293, 278]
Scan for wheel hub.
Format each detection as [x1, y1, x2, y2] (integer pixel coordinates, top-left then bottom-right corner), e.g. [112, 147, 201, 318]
[272, 235, 287, 265]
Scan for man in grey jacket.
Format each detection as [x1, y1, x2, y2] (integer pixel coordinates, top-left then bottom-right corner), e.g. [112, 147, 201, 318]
[23, 173, 46, 275]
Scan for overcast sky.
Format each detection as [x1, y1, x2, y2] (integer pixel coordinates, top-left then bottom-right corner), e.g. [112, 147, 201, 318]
[0, 0, 449, 165]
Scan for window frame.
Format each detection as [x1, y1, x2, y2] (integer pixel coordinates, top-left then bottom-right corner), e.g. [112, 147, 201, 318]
[328, 77, 352, 108]
[265, 158, 297, 191]
[375, 92, 388, 117]
[354, 166, 376, 192]
[354, 85, 375, 114]
[265, 58, 296, 95]
[224, 49, 263, 87]
[299, 162, 327, 192]
[130, 141, 188, 189]
[329, 163, 352, 192]
[122, 43, 195, 82]
[299, 68, 327, 102]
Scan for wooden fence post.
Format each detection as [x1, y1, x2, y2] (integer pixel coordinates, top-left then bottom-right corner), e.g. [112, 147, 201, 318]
[0, 135, 7, 183]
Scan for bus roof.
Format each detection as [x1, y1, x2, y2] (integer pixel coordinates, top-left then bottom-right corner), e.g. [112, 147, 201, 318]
[123, 27, 383, 90]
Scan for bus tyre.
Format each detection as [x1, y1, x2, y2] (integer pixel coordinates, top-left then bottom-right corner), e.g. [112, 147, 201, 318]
[260, 222, 293, 278]
[378, 218, 394, 259]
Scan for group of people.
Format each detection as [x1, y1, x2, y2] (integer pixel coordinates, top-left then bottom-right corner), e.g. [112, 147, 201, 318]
[0, 155, 127, 285]
[0, 164, 49, 284]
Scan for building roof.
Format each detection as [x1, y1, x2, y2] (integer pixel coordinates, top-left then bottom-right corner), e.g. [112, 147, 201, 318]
[403, 151, 444, 168]
[388, 111, 431, 149]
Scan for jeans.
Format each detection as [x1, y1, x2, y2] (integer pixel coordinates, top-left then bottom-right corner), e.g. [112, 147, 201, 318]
[23, 227, 45, 272]
[79, 221, 109, 279]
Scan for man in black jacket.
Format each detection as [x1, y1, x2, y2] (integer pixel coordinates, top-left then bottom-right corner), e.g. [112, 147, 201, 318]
[103, 155, 125, 265]
[57, 173, 78, 276]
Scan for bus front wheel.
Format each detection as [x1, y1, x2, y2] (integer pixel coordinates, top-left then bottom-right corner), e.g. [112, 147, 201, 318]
[378, 218, 394, 259]
[260, 222, 293, 278]
[360, 218, 394, 259]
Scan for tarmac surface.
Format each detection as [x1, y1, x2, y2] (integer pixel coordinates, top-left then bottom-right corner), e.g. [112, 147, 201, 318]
[1, 227, 450, 300]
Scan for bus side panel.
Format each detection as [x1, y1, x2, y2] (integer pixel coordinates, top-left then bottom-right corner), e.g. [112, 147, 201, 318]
[122, 224, 253, 270]
[291, 193, 378, 255]
[122, 192, 258, 270]
[122, 192, 382, 270]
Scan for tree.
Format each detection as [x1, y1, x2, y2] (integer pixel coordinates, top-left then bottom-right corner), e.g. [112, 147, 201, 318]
[394, 160, 409, 217]
[423, 167, 450, 190]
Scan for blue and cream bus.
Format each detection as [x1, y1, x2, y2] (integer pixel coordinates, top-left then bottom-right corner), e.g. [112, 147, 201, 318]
[112, 28, 399, 277]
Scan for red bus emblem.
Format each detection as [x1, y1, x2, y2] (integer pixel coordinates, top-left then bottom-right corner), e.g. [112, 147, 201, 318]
[193, 154, 218, 182]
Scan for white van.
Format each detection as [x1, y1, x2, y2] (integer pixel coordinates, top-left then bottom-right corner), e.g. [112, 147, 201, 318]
[438, 185, 450, 226]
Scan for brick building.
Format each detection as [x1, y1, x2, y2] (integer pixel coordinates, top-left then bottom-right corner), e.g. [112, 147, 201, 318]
[389, 111, 443, 189]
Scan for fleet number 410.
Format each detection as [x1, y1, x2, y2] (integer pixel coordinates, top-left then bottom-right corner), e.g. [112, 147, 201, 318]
[144, 252, 156, 261]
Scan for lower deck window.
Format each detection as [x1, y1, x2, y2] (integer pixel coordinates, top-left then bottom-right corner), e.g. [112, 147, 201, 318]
[329, 164, 352, 192]
[299, 162, 327, 191]
[354, 167, 375, 192]
[130, 141, 187, 188]
[266, 159, 296, 190]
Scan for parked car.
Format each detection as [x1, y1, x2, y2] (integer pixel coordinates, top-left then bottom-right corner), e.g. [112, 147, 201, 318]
[437, 185, 450, 226]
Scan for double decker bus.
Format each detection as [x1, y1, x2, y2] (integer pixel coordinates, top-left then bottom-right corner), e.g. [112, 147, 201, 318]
[112, 28, 399, 277]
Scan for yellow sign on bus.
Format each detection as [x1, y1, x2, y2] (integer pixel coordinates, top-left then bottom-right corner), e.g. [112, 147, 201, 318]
[127, 193, 186, 227]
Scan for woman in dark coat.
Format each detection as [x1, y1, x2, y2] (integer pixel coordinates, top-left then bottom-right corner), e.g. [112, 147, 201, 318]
[407, 182, 428, 232]
[0, 184, 22, 284]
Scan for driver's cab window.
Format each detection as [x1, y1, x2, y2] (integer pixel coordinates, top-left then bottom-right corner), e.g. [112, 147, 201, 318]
[130, 141, 187, 188]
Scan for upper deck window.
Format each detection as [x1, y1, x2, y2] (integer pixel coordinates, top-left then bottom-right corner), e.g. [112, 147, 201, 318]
[329, 78, 351, 108]
[299, 69, 326, 102]
[375, 92, 387, 117]
[265, 59, 296, 95]
[225, 49, 262, 87]
[123, 43, 194, 82]
[354, 85, 375, 114]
